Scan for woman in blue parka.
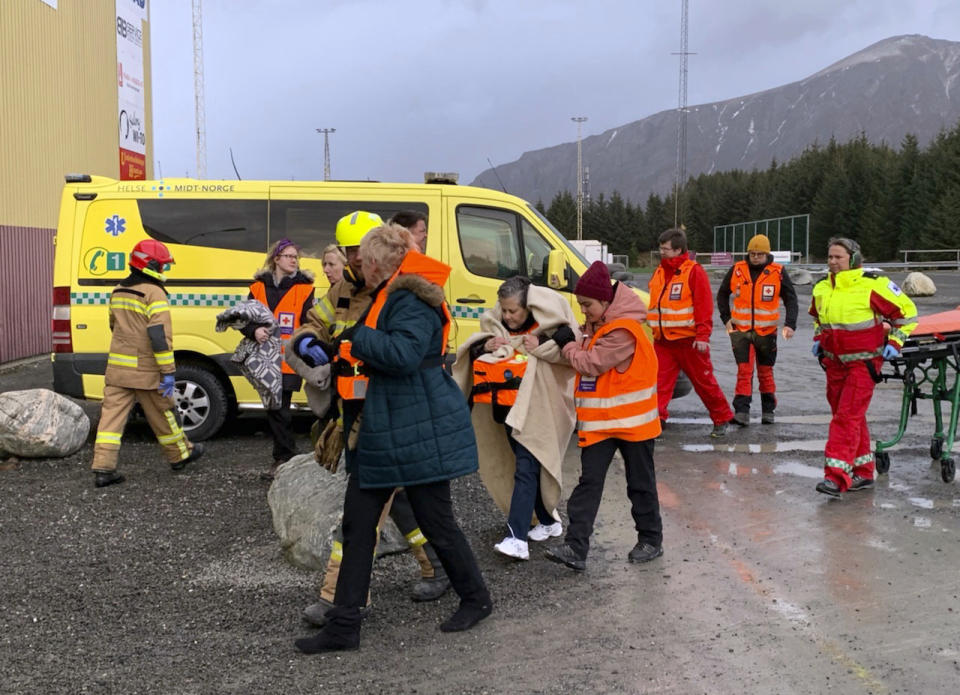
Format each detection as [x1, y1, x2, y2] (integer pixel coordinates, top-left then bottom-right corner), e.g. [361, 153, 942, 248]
[295, 223, 492, 654]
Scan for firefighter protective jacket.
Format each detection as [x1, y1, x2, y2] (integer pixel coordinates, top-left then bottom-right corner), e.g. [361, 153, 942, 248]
[104, 277, 174, 390]
[724, 260, 785, 335]
[648, 256, 713, 341]
[809, 268, 918, 361]
[295, 272, 374, 346]
[574, 318, 660, 446]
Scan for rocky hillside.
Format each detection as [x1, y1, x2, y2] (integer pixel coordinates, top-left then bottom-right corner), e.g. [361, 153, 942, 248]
[471, 35, 960, 204]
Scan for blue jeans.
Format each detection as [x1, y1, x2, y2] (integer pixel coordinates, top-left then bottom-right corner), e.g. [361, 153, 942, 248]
[506, 427, 555, 541]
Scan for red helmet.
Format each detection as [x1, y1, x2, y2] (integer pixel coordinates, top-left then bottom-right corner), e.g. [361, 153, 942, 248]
[130, 240, 174, 279]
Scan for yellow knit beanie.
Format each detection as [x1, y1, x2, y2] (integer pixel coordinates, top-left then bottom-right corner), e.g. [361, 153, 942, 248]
[747, 234, 771, 254]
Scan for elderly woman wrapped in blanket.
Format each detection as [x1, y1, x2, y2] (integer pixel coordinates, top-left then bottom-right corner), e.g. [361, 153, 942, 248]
[453, 277, 580, 561]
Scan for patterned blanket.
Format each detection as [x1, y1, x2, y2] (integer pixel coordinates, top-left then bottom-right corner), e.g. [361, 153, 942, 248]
[215, 300, 283, 410]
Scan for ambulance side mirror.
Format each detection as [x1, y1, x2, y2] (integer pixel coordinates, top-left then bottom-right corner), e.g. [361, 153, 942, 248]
[547, 250, 568, 290]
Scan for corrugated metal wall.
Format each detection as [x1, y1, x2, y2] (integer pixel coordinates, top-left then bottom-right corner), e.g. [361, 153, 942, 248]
[0, 0, 153, 362]
[0, 225, 55, 363]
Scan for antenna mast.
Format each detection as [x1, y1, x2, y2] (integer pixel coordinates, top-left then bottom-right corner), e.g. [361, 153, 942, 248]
[672, 0, 692, 227]
[192, 0, 206, 179]
[571, 116, 588, 241]
[316, 128, 336, 181]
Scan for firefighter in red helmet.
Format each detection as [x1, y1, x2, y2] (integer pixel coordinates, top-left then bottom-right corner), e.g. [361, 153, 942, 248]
[90, 240, 204, 487]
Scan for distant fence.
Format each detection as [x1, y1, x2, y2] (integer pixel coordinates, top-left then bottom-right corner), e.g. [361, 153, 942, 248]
[900, 249, 960, 268]
[0, 225, 54, 364]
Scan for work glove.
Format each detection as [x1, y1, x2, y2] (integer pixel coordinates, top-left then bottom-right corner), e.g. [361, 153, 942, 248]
[811, 342, 822, 358]
[314, 418, 344, 473]
[551, 324, 576, 349]
[882, 344, 901, 360]
[159, 374, 176, 399]
[297, 337, 330, 367]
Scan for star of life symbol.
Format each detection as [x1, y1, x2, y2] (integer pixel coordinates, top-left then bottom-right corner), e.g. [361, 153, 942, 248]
[105, 215, 126, 237]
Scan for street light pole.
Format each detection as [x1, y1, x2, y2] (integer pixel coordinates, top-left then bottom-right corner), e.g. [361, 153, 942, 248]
[316, 128, 336, 181]
[571, 116, 588, 241]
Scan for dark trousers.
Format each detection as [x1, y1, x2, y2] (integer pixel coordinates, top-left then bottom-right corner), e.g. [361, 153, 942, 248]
[332, 475, 490, 629]
[387, 488, 444, 575]
[730, 331, 778, 413]
[265, 389, 296, 462]
[565, 437, 662, 559]
[505, 428, 554, 541]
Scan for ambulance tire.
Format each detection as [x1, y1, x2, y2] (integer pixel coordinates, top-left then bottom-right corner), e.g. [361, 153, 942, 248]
[174, 362, 228, 441]
[673, 372, 693, 399]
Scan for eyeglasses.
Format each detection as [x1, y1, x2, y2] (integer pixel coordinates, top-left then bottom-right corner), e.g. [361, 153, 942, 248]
[277, 254, 299, 260]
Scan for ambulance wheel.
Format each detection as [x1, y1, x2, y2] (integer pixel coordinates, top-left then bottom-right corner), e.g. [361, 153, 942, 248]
[930, 437, 944, 461]
[174, 362, 228, 441]
[875, 451, 890, 475]
[941, 458, 955, 483]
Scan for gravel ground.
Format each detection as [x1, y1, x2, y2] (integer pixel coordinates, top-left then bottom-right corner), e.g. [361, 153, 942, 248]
[3, 270, 959, 694]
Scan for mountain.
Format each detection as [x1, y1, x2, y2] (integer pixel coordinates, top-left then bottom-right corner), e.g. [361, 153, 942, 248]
[470, 35, 960, 205]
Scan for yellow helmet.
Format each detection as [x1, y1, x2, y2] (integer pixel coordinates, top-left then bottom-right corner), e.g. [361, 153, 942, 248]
[336, 211, 383, 247]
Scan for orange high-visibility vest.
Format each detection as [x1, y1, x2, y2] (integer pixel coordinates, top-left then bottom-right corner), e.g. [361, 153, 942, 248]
[249, 281, 314, 375]
[729, 260, 783, 336]
[471, 322, 539, 407]
[336, 251, 453, 401]
[647, 259, 697, 340]
[575, 318, 660, 447]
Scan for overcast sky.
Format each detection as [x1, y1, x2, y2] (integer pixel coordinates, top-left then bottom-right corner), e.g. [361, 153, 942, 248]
[149, 0, 960, 184]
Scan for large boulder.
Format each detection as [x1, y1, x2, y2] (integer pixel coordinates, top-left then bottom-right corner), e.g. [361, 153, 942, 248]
[788, 268, 814, 286]
[0, 389, 90, 457]
[267, 454, 406, 570]
[902, 272, 937, 297]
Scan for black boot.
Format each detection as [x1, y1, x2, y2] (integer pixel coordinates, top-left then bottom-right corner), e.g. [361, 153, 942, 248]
[295, 607, 361, 654]
[440, 599, 493, 633]
[94, 470, 125, 488]
[171, 442, 205, 471]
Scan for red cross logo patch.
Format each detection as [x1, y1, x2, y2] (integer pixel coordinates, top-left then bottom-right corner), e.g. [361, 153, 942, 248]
[278, 311, 295, 335]
[761, 285, 775, 301]
[669, 282, 683, 300]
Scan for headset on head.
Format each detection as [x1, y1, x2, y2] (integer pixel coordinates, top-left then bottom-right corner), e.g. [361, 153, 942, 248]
[828, 237, 862, 269]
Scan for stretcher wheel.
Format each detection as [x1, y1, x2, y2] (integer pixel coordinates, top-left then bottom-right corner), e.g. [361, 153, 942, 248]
[875, 451, 890, 475]
[930, 437, 944, 461]
[941, 458, 955, 483]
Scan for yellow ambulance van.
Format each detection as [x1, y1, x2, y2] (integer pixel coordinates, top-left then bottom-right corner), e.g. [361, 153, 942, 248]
[52, 173, 625, 440]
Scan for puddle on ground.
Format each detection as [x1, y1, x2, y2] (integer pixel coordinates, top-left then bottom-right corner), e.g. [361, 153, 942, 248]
[772, 461, 824, 478]
[682, 439, 827, 454]
[909, 497, 935, 509]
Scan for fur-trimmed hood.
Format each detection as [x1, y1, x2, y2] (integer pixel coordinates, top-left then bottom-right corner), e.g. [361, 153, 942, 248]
[387, 273, 445, 307]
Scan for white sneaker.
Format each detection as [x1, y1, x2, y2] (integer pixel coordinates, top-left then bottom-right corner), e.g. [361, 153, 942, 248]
[527, 521, 563, 542]
[494, 536, 529, 560]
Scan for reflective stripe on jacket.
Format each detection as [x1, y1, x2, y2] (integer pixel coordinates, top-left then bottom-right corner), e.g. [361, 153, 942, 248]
[249, 281, 314, 375]
[809, 269, 918, 361]
[105, 279, 174, 390]
[648, 259, 696, 340]
[729, 260, 783, 335]
[575, 318, 660, 446]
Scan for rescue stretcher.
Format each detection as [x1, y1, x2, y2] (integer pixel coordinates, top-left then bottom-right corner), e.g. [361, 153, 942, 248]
[875, 306, 960, 483]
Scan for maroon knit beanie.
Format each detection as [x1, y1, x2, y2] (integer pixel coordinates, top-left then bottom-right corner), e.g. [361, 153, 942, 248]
[575, 261, 614, 302]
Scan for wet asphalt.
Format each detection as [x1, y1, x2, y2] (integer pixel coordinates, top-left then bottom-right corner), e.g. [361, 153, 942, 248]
[1, 271, 959, 693]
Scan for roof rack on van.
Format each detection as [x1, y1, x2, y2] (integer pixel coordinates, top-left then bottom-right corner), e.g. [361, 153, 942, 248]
[65, 174, 92, 183]
[424, 171, 458, 185]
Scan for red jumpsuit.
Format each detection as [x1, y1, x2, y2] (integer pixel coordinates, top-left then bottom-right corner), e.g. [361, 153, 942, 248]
[810, 269, 917, 490]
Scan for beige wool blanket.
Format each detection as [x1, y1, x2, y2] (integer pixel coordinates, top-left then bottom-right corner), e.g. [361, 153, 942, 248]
[453, 286, 580, 521]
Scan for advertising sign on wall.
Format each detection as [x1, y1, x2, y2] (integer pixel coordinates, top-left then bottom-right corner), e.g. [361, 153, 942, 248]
[117, 0, 147, 180]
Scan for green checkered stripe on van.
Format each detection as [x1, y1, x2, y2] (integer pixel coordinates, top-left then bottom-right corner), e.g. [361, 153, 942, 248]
[449, 304, 486, 319]
[71, 291, 245, 307]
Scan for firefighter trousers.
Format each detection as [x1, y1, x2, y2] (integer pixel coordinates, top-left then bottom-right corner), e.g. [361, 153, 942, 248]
[92, 385, 193, 471]
[823, 357, 878, 491]
[730, 330, 778, 414]
[318, 486, 445, 603]
[654, 338, 734, 425]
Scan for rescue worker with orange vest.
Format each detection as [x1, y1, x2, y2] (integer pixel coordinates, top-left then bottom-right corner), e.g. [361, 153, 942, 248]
[810, 237, 917, 497]
[716, 234, 798, 426]
[295, 223, 491, 654]
[245, 239, 316, 480]
[290, 211, 450, 628]
[90, 240, 205, 487]
[544, 261, 663, 571]
[648, 227, 734, 437]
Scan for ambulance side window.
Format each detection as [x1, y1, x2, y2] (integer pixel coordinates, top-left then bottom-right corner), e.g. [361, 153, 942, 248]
[138, 200, 267, 252]
[456, 206, 521, 279]
[520, 218, 553, 286]
[271, 201, 429, 259]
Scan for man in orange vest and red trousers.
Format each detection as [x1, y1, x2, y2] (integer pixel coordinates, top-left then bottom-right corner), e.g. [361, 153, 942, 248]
[716, 234, 798, 425]
[648, 228, 734, 437]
